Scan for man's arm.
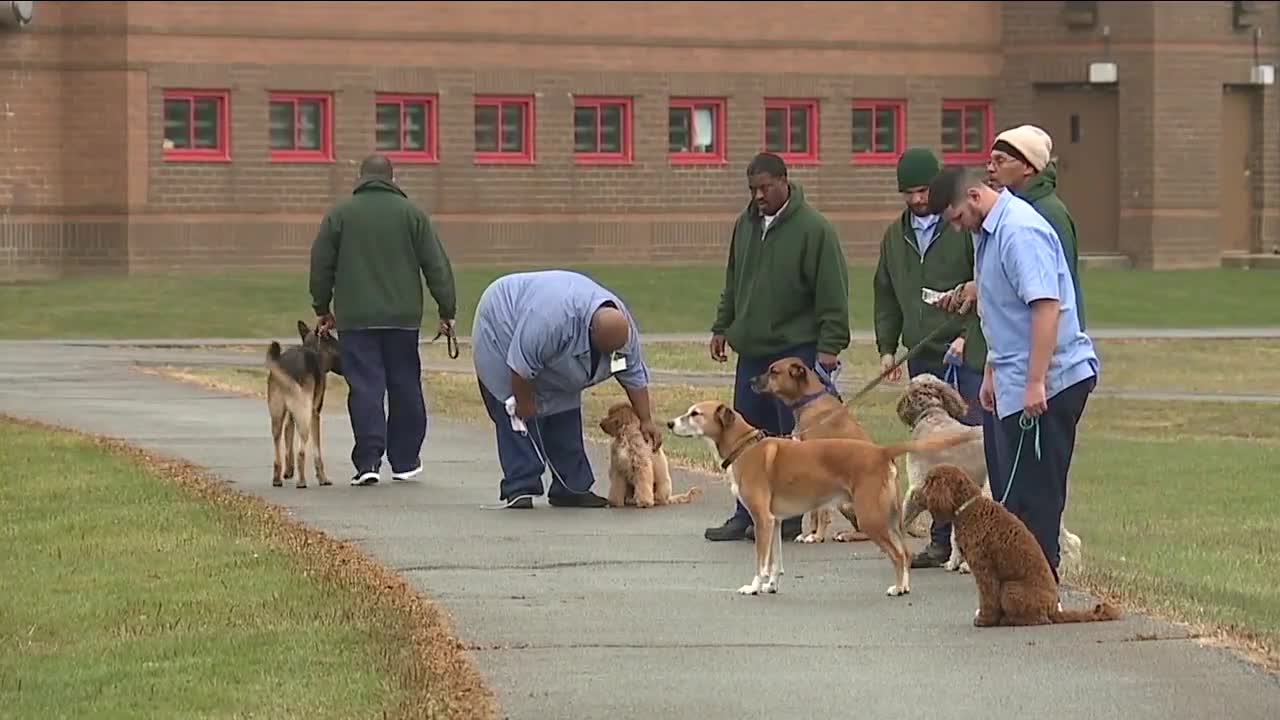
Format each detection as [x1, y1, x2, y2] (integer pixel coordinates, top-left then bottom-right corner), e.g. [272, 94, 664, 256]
[412, 212, 457, 322]
[1001, 221, 1063, 387]
[711, 224, 738, 334]
[872, 230, 903, 358]
[505, 312, 565, 418]
[1027, 299, 1059, 385]
[955, 231, 977, 346]
[309, 212, 340, 317]
[811, 223, 852, 360]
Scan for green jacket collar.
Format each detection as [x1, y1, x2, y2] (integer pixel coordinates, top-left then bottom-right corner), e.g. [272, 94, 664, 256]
[1015, 161, 1058, 204]
[745, 181, 808, 225]
[352, 176, 408, 198]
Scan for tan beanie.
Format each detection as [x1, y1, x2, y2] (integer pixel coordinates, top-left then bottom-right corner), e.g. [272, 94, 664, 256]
[991, 124, 1052, 172]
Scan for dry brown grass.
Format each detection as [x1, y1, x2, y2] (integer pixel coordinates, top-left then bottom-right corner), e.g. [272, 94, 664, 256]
[0, 413, 500, 720]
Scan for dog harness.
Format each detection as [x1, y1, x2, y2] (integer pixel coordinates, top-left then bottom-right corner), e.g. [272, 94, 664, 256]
[720, 429, 768, 470]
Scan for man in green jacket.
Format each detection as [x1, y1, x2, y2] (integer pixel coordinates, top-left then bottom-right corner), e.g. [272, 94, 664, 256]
[704, 152, 852, 542]
[987, 124, 1087, 329]
[873, 146, 985, 568]
[310, 154, 457, 487]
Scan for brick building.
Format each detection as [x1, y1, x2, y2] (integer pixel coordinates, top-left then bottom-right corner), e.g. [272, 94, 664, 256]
[1, 0, 1277, 281]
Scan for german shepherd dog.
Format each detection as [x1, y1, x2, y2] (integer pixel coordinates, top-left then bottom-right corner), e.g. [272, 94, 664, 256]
[266, 320, 343, 488]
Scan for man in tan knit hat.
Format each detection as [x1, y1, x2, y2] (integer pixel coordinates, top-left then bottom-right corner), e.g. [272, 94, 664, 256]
[987, 124, 1087, 329]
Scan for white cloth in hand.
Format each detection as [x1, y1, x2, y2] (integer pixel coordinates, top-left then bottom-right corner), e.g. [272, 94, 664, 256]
[504, 396, 528, 435]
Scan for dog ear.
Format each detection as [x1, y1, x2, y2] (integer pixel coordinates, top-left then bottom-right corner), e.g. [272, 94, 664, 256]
[714, 404, 735, 429]
[895, 388, 917, 427]
[297, 320, 310, 341]
[788, 363, 807, 381]
[940, 382, 970, 420]
[599, 416, 617, 435]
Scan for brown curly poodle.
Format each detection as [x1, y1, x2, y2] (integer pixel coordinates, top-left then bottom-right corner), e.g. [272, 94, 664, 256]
[904, 464, 1120, 627]
[598, 402, 702, 508]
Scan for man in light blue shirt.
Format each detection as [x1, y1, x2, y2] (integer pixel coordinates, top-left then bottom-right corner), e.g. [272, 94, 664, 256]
[927, 165, 1098, 583]
[471, 270, 659, 509]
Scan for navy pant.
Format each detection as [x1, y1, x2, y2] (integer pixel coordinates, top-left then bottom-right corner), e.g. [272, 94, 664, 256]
[990, 376, 1095, 582]
[478, 381, 594, 502]
[907, 357, 984, 550]
[729, 343, 818, 525]
[339, 328, 427, 475]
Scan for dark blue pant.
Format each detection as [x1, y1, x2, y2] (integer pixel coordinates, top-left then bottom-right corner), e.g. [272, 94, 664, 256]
[339, 328, 427, 475]
[991, 375, 1095, 582]
[478, 381, 594, 501]
[907, 357, 984, 549]
[729, 343, 818, 525]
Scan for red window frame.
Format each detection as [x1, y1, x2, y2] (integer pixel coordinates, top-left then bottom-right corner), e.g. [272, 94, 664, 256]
[850, 99, 905, 165]
[762, 98, 820, 164]
[374, 93, 439, 163]
[474, 95, 535, 165]
[668, 97, 727, 165]
[941, 99, 994, 164]
[267, 92, 333, 163]
[572, 96, 633, 165]
[161, 89, 230, 162]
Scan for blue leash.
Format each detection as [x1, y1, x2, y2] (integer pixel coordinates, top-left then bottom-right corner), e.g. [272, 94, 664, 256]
[999, 413, 1041, 505]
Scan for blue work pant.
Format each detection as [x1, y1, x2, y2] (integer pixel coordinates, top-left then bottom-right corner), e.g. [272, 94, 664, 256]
[478, 381, 595, 502]
[339, 328, 427, 476]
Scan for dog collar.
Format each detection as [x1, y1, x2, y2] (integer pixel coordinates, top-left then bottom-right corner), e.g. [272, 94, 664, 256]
[788, 390, 829, 410]
[720, 429, 767, 470]
[955, 495, 980, 518]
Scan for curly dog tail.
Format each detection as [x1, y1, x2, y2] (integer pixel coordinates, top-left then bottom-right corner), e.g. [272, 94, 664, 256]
[1050, 603, 1122, 624]
[666, 486, 703, 505]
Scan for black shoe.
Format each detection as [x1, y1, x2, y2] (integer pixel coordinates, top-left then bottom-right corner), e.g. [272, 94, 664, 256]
[547, 491, 609, 508]
[744, 516, 804, 541]
[911, 542, 951, 569]
[504, 496, 534, 509]
[705, 515, 752, 542]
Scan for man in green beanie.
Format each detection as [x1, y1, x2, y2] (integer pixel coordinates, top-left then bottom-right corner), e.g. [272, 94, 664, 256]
[872, 146, 986, 568]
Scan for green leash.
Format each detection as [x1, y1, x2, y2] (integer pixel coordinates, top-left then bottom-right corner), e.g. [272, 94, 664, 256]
[998, 413, 1041, 505]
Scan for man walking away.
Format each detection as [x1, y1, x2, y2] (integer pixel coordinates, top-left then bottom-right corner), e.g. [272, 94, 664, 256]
[987, 125, 1087, 329]
[704, 152, 852, 542]
[309, 154, 457, 487]
[871, 146, 985, 569]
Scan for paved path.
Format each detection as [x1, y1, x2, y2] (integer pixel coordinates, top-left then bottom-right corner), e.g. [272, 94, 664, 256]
[3, 341, 1279, 719]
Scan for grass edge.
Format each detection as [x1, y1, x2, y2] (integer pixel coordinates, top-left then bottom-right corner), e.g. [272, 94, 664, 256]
[0, 410, 502, 720]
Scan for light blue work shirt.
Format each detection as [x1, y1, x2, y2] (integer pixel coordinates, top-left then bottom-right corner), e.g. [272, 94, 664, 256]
[911, 212, 940, 258]
[471, 270, 651, 418]
[974, 189, 1099, 420]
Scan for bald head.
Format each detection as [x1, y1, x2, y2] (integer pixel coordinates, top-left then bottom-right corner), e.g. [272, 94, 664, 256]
[589, 304, 630, 354]
[359, 154, 394, 180]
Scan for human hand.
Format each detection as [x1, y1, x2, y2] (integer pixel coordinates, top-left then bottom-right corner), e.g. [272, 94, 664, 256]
[880, 353, 903, 383]
[515, 394, 536, 420]
[437, 318, 456, 336]
[948, 337, 965, 357]
[639, 418, 664, 451]
[979, 373, 995, 412]
[316, 313, 336, 334]
[941, 282, 977, 314]
[817, 351, 840, 371]
[709, 334, 728, 363]
[1022, 379, 1048, 418]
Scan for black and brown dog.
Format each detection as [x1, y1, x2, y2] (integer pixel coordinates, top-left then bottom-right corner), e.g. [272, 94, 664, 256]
[265, 320, 343, 488]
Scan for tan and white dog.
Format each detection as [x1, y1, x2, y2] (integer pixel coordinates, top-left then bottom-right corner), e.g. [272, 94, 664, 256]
[668, 400, 980, 598]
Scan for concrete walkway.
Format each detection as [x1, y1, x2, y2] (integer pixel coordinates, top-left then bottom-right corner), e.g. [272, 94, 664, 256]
[2, 341, 1279, 719]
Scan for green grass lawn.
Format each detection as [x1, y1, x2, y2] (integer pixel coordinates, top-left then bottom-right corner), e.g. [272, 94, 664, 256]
[154, 365, 1280, 663]
[2, 264, 1277, 340]
[0, 417, 494, 719]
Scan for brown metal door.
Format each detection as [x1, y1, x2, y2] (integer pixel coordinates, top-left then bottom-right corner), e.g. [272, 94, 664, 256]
[1031, 85, 1120, 254]
[1220, 86, 1260, 254]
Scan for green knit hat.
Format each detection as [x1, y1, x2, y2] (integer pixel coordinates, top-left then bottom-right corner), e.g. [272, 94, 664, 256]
[897, 147, 941, 192]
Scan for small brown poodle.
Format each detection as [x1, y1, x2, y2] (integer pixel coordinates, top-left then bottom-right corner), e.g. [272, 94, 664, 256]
[598, 402, 702, 508]
[904, 464, 1120, 627]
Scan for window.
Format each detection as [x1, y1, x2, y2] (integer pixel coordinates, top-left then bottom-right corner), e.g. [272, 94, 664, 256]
[162, 90, 230, 161]
[763, 98, 819, 163]
[573, 96, 632, 164]
[668, 98, 726, 164]
[851, 100, 904, 164]
[268, 92, 333, 162]
[941, 100, 993, 163]
[375, 93, 438, 163]
[474, 95, 534, 164]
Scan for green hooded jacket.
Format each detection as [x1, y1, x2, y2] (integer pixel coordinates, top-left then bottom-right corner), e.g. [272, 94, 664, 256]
[963, 162, 1088, 373]
[712, 182, 851, 358]
[873, 210, 975, 369]
[309, 177, 457, 332]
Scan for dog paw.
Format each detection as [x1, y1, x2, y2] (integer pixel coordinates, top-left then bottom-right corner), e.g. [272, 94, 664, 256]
[944, 558, 962, 572]
[795, 532, 819, 544]
[762, 580, 778, 594]
[834, 530, 870, 543]
[886, 585, 909, 597]
[959, 561, 972, 574]
[283, 468, 295, 480]
[272, 478, 283, 488]
[737, 584, 761, 596]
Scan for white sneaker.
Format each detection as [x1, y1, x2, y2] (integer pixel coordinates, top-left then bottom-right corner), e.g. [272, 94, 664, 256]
[392, 464, 423, 481]
[350, 471, 380, 486]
